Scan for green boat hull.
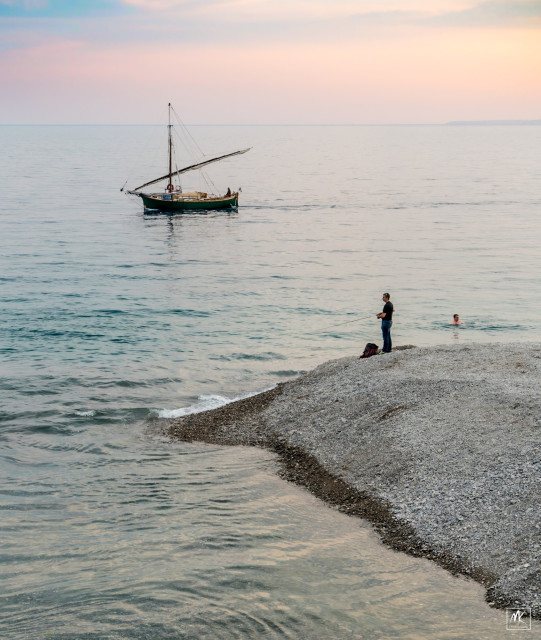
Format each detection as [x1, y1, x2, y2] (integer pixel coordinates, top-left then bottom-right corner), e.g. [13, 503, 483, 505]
[139, 192, 238, 212]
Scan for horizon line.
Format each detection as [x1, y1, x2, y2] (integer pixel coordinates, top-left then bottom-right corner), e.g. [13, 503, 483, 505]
[1, 120, 541, 127]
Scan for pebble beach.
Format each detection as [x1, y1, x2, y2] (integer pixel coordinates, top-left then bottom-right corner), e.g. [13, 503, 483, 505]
[168, 342, 541, 618]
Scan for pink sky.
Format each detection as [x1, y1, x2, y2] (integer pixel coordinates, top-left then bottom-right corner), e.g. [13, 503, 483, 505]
[1, 0, 541, 123]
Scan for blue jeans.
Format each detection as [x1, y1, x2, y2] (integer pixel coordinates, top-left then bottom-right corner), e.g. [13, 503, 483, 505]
[381, 320, 392, 353]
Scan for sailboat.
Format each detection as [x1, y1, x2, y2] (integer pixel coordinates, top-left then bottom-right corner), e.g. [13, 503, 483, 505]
[124, 103, 250, 212]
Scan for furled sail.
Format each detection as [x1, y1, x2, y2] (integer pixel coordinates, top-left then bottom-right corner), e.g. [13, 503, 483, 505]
[131, 148, 251, 192]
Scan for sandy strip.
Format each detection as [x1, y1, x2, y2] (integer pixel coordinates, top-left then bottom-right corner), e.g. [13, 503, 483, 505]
[167, 342, 541, 618]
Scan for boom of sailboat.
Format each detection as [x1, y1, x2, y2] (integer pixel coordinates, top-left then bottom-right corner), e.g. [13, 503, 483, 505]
[123, 103, 251, 212]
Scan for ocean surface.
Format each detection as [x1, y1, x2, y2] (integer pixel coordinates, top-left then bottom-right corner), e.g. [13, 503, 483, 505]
[1, 124, 540, 639]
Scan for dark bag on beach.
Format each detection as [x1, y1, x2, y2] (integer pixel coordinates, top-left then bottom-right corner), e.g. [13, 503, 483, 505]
[360, 343, 379, 358]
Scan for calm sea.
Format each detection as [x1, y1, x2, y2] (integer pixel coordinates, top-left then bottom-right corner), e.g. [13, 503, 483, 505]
[1, 124, 540, 639]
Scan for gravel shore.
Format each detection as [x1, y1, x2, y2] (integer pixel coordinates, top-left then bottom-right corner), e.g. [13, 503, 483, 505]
[168, 342, 541, 617]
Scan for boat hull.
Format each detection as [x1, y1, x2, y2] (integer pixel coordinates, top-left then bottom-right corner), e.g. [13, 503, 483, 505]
[139, 192, 239, 212]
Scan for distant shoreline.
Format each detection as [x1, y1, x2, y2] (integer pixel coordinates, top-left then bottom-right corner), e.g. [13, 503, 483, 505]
[445, 120, 541, 126]
[168, 342, 541, 618]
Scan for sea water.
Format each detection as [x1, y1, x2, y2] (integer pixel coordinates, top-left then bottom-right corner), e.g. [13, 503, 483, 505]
[1, 124, 541, 639]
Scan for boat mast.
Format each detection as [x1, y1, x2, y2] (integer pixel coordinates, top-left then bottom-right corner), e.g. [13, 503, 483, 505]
[168, 103, 173, 192]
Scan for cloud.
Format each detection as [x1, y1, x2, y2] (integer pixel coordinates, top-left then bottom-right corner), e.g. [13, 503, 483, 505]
[349, 9, 425, 26]
[348, 1, 541, 28]
[121, 0, 204, 8]
[0, 0, 48, 8]
[2, 2, 541, 124]
[1, 0, 540, 61]
[6, 0, 48, 9]
[3, 1, 541, 47]
[0, 0, 130, 17]
[431, 0, 541, 27]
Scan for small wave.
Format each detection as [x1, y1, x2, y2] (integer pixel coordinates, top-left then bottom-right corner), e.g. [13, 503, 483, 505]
[230, 352, 287, 361]
[169, 309, 211, 317]
[443, 320, 527, 332]
[480, 324, 526, 332]
[153, 395, 231, 419]
[153, 389, 267, 419]
[273, 369, 305, 378]
[74, 410, 96, 417]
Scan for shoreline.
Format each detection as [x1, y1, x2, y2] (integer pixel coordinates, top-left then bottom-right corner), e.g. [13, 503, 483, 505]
[167, 342, 541, 618]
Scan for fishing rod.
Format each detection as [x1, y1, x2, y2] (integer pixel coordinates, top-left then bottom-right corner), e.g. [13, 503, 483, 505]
[316, 315, 375, 331]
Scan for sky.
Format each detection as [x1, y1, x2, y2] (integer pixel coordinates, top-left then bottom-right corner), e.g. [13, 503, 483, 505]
[1, 0, 541, 123]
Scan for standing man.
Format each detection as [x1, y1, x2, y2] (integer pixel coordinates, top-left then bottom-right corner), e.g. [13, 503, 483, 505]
[376, 293, 393, 353]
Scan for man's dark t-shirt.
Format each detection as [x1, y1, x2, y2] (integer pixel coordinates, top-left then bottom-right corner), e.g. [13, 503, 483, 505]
[382, 301, 393, 321]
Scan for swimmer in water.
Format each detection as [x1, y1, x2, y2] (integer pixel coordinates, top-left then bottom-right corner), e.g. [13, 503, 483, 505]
[450, 314, 463, 325]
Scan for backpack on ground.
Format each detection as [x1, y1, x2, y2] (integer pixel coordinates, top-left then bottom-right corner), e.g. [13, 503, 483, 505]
[360, 343, 379, 358]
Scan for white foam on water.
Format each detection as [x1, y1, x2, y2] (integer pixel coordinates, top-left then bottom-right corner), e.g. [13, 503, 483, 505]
[155, 395, 230, 419]
[153, 389, 269, 419]
[75, 410, 96, 417]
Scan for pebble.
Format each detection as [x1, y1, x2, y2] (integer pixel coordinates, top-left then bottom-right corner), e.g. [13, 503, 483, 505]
[169, 341, 541, 618]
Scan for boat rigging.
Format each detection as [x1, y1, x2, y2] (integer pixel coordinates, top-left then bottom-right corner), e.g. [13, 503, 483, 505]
[123, 103, 250, 212]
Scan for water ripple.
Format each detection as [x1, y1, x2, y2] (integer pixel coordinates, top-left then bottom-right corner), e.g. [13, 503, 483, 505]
[1, 124, 539, 638]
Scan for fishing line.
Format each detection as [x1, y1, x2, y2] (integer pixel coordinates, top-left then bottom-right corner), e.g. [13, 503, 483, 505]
[268, 314, 378, 365]
[315, 315, 375, 332]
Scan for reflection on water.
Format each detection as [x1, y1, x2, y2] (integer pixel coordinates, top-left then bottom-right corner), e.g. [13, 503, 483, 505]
[1, 124, 541, 638]
[0, 420, 520, 640]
